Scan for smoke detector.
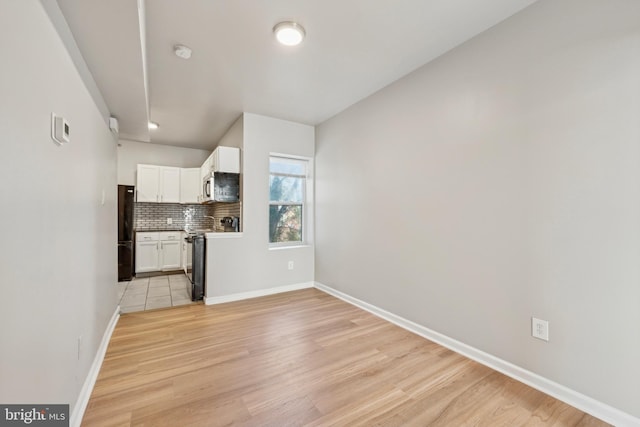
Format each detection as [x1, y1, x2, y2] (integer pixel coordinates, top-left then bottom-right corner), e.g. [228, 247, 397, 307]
[174, 44, 192, 59]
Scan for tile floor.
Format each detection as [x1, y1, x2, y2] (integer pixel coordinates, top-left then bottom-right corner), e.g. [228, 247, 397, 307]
[117, 274, 195, 313]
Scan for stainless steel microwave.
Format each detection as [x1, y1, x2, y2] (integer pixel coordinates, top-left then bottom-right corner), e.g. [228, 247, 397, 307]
[202, 172, 240, 203]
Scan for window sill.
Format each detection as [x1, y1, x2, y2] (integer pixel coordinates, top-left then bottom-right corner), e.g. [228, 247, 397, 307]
[269, 244, 312, 251]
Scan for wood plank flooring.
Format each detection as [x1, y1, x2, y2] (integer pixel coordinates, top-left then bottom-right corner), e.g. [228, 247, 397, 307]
[82, 288, 609, 426]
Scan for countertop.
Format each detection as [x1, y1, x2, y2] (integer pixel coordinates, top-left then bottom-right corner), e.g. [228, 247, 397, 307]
[135, 229, 184, 232]
[136, 229, 242, 237]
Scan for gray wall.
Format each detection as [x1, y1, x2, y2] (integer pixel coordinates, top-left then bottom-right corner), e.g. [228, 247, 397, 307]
[206, 113, 315, 297]
[217, 115, 244, 150]
[315, 0, 640, 418]
[0, 0, 118, 412]
[117, 139, 211, 185]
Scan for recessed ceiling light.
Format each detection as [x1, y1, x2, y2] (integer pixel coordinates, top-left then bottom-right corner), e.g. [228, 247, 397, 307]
[273, 22, 305, 46]
[174, 44, 192, 59]
[148, 122, 159, 130]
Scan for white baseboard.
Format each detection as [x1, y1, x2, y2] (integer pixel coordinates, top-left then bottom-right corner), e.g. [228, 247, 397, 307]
[204, 282, 315, 305]
[314, 282, 639, 427]
[69, 305, 120, 427]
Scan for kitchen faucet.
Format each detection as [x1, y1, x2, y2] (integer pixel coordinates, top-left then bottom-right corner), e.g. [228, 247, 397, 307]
[203, 215, 215, 220]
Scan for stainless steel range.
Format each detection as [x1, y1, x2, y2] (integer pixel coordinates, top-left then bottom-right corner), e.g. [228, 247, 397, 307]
[184, 232, 206, 301]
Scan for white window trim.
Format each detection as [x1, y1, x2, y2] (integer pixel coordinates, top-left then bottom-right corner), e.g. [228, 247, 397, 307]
[268, 154, 313, 249]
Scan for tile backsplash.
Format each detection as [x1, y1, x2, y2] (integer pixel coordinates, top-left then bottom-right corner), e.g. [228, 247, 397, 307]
[212, 202, 242, 232]
[135, 203, 216, 231]
[135, 202, 242, 231]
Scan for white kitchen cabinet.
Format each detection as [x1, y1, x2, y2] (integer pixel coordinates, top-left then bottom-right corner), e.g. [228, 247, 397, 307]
[136, 164, 181, 203]
[135, 232, 182, 273]
[160, 167, 181, 203]
[135, 232, 160, 273]
[136, 165, 160, 202]
[212, 146, 240, 173]
[201, 146, 240, 175]
[181, 233, 192, 274]
[180, 168, 201, 203]
[201, 154, 213, 177]
[181, 232, 187, 270]
[160, 232, 181, 270]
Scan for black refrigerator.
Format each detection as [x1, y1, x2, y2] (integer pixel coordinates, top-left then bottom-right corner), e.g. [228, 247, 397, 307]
[118, 185, 135, 281]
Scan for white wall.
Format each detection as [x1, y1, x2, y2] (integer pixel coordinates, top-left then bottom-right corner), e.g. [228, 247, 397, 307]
[206, 113, 314, 297]
[0, 0, 118, 414]
[216, 115, 244, 218]
[217, 115, 243, 150]
[315, 0, 640, 419]
[117, 139, 211, 185]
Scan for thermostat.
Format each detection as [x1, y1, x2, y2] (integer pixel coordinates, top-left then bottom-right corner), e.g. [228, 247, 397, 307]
[51, 113, 70, 145]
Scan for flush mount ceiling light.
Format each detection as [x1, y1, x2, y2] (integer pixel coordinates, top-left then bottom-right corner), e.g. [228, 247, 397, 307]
[148, 121, 159, 130]
[273, 22, 305, 46]
[174, 44, 192, 59]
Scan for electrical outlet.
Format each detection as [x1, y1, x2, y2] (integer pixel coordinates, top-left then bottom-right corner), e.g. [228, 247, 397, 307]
[167, 218, 173, 225]
[288, 261, 294, 270]
[532, 317, 549, 341]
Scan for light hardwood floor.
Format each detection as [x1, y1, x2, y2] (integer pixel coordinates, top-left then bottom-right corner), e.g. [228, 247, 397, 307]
[82, 288, 609, 426]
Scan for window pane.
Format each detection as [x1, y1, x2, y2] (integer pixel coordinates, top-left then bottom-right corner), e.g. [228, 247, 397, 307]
[270, 157, 306, 176]
[270, 175, 303, 203]
[269, 205, 302, 243]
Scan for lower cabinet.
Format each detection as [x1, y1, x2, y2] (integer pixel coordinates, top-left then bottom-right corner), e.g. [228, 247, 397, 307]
[135, 239, 160, 272]
[160, 237, 181, 270]
[181, 234, 193, 274]
[135, 232, 183, 273]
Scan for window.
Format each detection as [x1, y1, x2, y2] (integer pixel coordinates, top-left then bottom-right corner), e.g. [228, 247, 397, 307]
[269, 155, 308, 245]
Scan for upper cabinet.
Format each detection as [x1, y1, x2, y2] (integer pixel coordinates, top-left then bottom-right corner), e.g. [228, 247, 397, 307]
[202, 152, 214, 176]
[161, 167, 181, 203]
[206, 146, 240, 174]
[136, 165, 180, 203]
[201, 155, 213, 181]
[136, 164, 160, 202]
[180, 168, 201, 204]
[135, 147, 240, 204]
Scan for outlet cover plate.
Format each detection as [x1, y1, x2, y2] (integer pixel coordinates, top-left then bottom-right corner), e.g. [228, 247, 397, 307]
[532, 317, 549, 341]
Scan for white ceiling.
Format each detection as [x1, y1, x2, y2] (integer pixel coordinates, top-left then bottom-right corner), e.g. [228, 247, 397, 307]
[56, 0, 538, 151]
